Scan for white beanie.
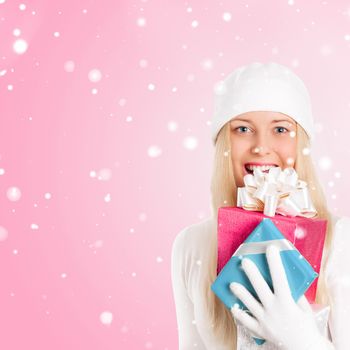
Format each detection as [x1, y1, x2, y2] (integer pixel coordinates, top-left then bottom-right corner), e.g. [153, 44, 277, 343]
[211, 62, 315, 145]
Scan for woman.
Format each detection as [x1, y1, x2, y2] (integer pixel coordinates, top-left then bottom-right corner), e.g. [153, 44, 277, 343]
[171, 62, 349, 349]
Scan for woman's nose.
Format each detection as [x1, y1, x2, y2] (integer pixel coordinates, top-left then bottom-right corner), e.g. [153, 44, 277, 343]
[251, 137, 271, 155]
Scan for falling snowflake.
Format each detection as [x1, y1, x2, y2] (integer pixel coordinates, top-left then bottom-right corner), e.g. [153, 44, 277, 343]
[13, 28, 21, 37]
[318, 156, 332, 170]
[88, 69, 102, 82]
[183, 136, 198, 150]
[100, 311, 113, 325]
[97, 168, 112, 181]
[201, 59, 213, 71]
[44, 192, 52, 199]
[222, 12, 232, 22]
[294, 227, 306, 239]
[7, 186, 21, 201]
[286, 157, 294, 165]
[167, 121, 178, 132]
[118, 98, 126, 106]
[0, 226, 8, 241]
[191, 20, 199, 28]
[302, 147, 310, 155]
[64, 61, 75, 72]
[89, 240, 103, 249]
[139, 59, 148, 68]
[147, 145, 162, 158]
[13, 38, 28, 54]
[137, 17, 146, 27]
[139, 212, 147, 221]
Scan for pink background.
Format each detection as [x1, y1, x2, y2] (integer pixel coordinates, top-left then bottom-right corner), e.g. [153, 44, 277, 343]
[0, 1, 349, 349]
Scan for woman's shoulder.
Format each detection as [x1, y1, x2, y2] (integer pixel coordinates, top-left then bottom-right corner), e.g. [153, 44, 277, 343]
[331, 213, 350, 243]
[172, 216, 216, 257]
[325, 213, 350, 278]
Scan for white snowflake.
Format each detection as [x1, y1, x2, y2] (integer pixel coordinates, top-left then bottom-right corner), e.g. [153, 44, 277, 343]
[147, 145, 162, 158]
[7, 186, 21, 201]
[191, 20, 199, 28]
[183, 136, 198, 150]
[0, 226, 8, 241]
[13, 38, 28, 54]
[222, 12, 232, 22]
[64, 61, 75, 72]
[318, 156, 332, 170]
[100, 311, 113, 325]
[88, 69, 102, 82]
[167, 121, 178, 132]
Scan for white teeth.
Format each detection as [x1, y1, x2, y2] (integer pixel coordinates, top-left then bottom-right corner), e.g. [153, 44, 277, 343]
[246, 164, 277, 172]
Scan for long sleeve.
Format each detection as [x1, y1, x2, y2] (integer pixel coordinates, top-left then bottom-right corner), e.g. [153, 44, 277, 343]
[171, 228, 207, 349]
[325, 216, 350, 349]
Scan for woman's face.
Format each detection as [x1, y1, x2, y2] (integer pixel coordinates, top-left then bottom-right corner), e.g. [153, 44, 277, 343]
[230, 111, 297, 187]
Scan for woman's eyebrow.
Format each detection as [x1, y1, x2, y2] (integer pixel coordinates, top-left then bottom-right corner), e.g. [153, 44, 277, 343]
[271, 119, 296, 124]
[230, 118, 251, 122]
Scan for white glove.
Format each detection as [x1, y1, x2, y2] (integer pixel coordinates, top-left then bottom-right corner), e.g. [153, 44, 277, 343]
[229, 244, 334, 350]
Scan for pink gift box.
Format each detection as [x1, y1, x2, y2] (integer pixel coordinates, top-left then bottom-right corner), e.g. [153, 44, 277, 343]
[217, 207, 327, 302]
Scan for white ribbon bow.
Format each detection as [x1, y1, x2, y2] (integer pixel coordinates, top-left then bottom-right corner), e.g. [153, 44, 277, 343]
[237, 167, 317, 218]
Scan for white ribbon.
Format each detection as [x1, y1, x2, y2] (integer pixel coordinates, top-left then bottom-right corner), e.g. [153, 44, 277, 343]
[233, 239, 294, 256]
[237, 167, 317, 218]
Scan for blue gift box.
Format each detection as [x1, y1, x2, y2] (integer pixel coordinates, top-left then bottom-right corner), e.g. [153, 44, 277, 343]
[211, 217, 318, 345]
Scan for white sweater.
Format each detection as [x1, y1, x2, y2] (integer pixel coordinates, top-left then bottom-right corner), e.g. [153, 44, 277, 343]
[171, 214, 350, 349]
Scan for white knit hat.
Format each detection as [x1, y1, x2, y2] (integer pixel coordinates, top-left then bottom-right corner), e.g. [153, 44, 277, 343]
[211, 62, 315, 145]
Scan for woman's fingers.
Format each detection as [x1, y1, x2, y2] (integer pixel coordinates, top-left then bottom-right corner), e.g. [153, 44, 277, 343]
[297, 295, 313, 315]
[230, 304, 263, 339]
[241, 258, 274, 307]
[265, 245, 292, 300]
[230, 282, 264, 320]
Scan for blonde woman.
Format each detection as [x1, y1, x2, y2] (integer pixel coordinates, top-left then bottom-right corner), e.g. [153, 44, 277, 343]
[171, 62, 349, 349]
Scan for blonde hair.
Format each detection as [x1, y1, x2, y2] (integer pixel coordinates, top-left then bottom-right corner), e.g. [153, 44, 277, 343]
[205, 121, 334, 348]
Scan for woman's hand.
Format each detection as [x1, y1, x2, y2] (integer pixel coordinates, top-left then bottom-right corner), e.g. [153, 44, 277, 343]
[229, 244, 333, 350]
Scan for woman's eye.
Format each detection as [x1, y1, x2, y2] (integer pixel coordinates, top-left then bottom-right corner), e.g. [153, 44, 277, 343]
[236, 126, 250, 133]
[275, 126, 288, 133]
